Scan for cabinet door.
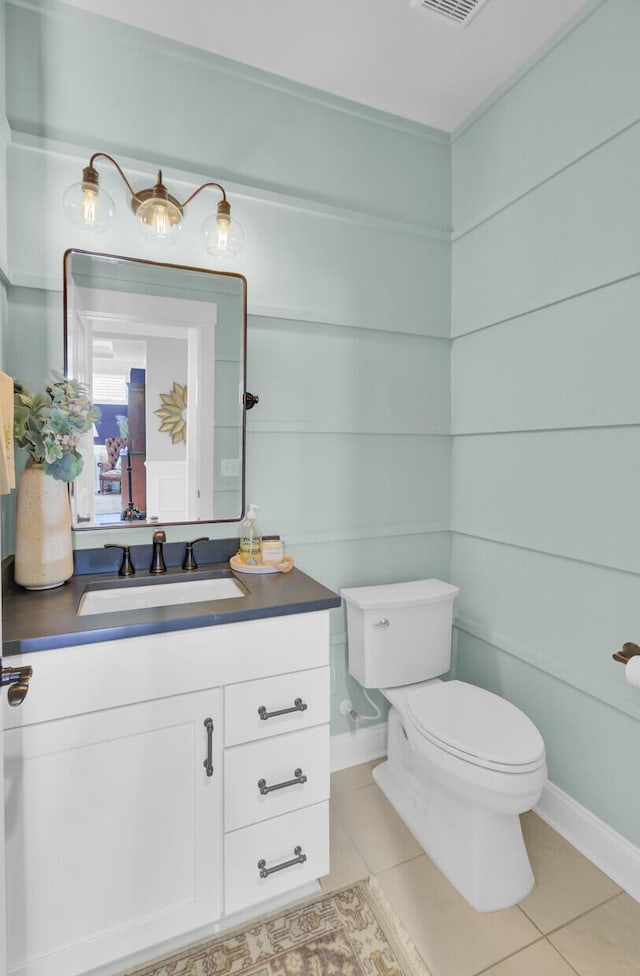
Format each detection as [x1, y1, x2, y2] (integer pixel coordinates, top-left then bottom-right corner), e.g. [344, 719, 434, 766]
[4, 689, 222, 976]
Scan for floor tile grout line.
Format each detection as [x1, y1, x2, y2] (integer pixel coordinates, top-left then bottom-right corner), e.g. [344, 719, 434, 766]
[470, 935, 545, 976]
[372, 851, 433, 881]
[542, 889, 625, 939]
[332, 781, 426, 875]
[330, 780, 380, 800]
[547, 936, 590, 976]
[330, 765, 383, 796]
[470, 934, 587, 976]
[364, 850, 427, 877]
[549, 937, 585, 976]
[514, 903, 547, 937]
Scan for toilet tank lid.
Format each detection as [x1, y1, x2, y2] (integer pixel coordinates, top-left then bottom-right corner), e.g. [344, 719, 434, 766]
[340, 579, 459, 610]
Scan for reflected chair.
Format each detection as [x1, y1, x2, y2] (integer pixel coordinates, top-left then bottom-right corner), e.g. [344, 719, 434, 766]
[97, 437, 126, 494]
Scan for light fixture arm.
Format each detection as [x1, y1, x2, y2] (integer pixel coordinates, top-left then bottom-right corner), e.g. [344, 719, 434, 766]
[87, 156, 227, 216]
[87, 152, 139, 200]
[179, 181, 228, 209]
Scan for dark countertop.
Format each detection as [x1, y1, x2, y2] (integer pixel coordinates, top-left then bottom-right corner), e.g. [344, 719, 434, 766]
[3, 542, 340, 655]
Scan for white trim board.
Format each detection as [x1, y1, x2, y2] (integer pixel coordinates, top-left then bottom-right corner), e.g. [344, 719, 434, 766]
[535, 781, 640, 904]
[330, 722, 388, 773]
[331, 725, 640, 903]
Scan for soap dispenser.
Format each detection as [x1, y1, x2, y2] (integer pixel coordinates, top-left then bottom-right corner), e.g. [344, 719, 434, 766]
[239, 504, 261, 564]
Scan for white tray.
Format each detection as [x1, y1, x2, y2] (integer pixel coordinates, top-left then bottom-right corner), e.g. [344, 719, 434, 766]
[229, 553, 294, 575]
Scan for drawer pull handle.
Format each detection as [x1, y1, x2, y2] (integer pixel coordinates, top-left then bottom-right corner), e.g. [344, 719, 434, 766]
[258, 845, 307, 879]
[203, 717, 214, 777]
[258, 697, 308, 721]
[258, 768, 307, 796]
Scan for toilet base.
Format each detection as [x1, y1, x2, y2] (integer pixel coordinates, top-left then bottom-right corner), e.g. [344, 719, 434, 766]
[374, 710, 536, 912]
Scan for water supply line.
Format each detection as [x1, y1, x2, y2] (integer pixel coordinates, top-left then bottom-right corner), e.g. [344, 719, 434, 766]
[339, 689, 382, 727]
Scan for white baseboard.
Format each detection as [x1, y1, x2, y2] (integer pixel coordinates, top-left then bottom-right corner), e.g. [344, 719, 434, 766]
[535, 781, 640, 903]
[330, 722, 388, 772]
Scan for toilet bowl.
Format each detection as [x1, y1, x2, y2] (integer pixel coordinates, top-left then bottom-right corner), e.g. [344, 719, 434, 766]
[341, 580, 547, 912]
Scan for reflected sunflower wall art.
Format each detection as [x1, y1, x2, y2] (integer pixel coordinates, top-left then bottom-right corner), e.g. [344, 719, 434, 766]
[154, 382, 187, 444]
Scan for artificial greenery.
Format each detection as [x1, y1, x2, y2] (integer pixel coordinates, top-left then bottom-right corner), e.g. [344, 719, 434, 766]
[13, 375, 100, 482]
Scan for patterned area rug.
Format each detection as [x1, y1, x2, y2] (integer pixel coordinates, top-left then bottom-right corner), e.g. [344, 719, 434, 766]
[123, 879, 430, 976]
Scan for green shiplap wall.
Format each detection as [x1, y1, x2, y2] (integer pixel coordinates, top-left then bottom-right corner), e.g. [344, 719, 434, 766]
[3, 0, 639, 859]
[1, 0, 452, 736]
[0, 0, 7, 278]
[451, 0, 640, 845]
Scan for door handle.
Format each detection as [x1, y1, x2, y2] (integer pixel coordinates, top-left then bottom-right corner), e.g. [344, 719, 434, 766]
[203, 717, 214, 776]
[1, 665, 33, 707]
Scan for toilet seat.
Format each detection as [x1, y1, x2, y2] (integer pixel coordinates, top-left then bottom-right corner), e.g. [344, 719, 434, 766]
[406, 681, 546, 774]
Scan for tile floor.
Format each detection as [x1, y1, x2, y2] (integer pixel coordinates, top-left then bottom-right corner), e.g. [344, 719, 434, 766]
[320, 760, 640, 976]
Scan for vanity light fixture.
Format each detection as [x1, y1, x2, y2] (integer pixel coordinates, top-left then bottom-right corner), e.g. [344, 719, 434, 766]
[63, 152, 244, 259]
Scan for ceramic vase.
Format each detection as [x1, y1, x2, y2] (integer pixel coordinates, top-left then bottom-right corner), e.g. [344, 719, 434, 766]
[14, 462, 73, 590]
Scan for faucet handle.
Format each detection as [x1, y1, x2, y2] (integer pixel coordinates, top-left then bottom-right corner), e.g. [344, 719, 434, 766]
[104, 544, 135, 577]
[150, 530, 167, 574]
[183, 537, 209, 571]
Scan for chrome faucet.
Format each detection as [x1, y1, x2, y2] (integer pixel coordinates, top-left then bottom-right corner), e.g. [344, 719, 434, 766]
[150, 530, 167, 574]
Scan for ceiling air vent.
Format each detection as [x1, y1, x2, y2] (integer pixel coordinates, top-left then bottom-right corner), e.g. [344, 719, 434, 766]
[412, 0, 491, 28]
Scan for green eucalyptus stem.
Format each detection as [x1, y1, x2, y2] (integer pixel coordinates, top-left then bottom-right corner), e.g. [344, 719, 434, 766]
[13, 374, 101, 483]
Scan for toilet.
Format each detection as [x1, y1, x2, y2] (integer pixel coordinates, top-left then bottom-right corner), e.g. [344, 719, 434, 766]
[340, 579, 547, 912]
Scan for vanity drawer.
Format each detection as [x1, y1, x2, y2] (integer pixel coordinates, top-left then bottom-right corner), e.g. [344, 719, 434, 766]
[224, 667, 330, 746]
[224, 801, 329, 916]
[224, 725, 329, 831]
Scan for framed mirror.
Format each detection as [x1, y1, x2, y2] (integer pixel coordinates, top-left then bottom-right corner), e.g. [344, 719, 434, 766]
[64, 250, 247, 529]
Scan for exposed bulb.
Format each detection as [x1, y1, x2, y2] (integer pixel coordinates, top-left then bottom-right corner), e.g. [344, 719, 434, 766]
[202, 203, 244, 260]
[216, 215, 230, 251]
[63, 179, 115, 233]
[136, 195, 182, 243]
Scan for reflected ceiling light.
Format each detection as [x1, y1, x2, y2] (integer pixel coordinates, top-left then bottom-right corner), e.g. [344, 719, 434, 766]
[63, 152, 244, 258]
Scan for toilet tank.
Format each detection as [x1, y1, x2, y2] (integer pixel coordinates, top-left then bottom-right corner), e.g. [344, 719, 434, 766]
[340, 579, 460, 688]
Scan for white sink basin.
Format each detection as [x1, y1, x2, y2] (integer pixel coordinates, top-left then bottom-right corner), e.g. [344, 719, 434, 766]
[77, 576, 246, 616]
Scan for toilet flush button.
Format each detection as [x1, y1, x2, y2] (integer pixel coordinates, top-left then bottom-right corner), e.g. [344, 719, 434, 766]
[374, 618, 390, 628]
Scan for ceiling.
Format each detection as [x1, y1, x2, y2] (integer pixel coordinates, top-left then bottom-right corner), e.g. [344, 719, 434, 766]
[60, 0, 592, 131]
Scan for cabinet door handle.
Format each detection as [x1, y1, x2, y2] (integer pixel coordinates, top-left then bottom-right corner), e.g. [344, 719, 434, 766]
[258, 697, 308, 721]
[257, 845, 307, 879]
[1, 665, 33, 707]
[203, 717, 214, 776]
[257, 767, 307, 795]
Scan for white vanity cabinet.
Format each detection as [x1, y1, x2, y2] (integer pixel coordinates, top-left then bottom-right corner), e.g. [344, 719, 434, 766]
[2, 610, 331, 976]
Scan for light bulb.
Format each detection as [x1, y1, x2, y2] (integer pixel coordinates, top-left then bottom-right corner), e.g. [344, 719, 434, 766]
[136, 195, 182, 243]
[202, 208, 244, 260]
[63, 179, 115, 232]
[216, 216, 230, 251]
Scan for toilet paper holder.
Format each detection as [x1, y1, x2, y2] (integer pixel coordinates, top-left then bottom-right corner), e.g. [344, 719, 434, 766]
[612, 642, 640, 664]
